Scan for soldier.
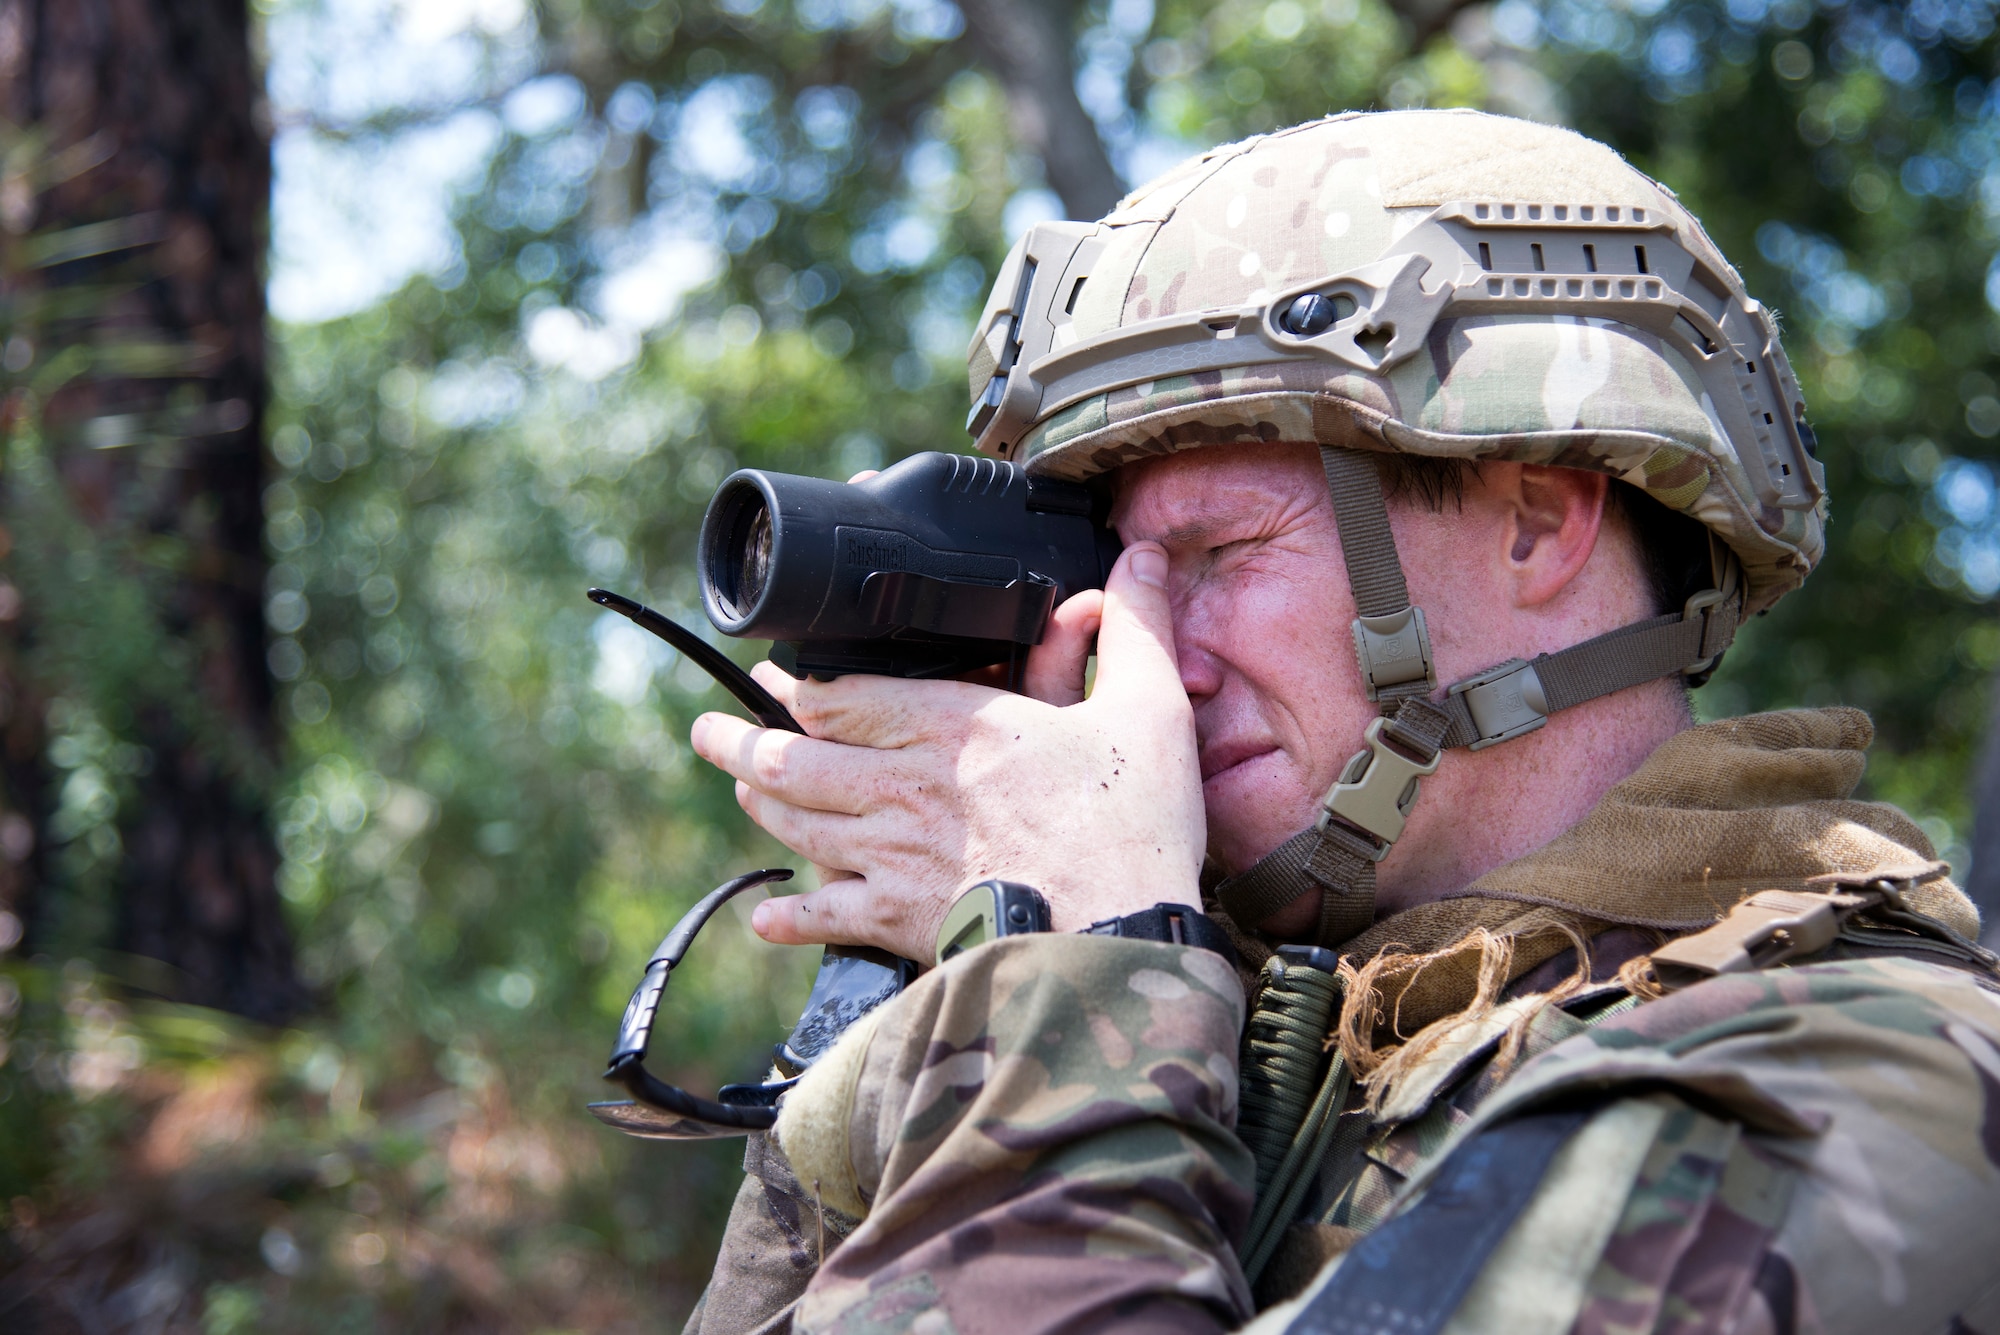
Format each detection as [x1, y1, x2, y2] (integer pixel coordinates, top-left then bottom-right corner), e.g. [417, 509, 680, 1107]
[683, 110, 2000, 1334]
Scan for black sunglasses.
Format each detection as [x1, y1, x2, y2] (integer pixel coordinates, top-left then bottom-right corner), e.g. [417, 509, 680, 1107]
[584, 590, 917, 1140]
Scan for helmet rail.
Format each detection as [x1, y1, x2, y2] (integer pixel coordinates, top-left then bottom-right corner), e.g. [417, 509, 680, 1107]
[970, 199, 1822, 518]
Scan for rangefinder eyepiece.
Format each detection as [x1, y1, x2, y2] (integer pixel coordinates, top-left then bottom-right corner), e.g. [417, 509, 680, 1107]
[697, 452, 1120, 679]
[704, 477, 779, 628]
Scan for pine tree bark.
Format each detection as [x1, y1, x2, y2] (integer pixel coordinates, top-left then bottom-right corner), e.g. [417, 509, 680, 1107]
[0, 0, 302, 1021]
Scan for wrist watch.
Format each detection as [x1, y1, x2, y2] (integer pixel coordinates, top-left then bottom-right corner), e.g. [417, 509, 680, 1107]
[936, 878, 1235, 967]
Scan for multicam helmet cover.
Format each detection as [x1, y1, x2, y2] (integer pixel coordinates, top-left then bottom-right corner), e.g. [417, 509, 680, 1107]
[965, 109, 1826, 618]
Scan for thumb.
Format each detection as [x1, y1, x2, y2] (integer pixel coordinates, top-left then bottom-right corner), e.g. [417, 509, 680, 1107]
[1089, 542, 1184, 706]
[1021, 588, 1103, 705]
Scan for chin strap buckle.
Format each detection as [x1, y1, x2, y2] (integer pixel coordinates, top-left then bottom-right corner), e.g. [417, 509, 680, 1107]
[1448, 658, 1550, 751]
[1318, 716, 1443, 859]
[1681, 586, 1733, 681]
[1351, 606, 1436, 701]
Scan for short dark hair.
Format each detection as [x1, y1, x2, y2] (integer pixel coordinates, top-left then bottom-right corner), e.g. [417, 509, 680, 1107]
[1377, 455, 1713, 617]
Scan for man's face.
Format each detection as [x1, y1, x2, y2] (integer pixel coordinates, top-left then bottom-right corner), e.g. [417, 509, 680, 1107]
[1106, 439, 1670, 918]
[1108, 442, 1369, 878]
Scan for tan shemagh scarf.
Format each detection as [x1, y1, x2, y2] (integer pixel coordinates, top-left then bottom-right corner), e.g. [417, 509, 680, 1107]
[1218, 707, 1980, 1063]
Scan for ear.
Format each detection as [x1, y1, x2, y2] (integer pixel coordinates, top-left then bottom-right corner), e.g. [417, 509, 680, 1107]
[1490, 462, 1610, 608]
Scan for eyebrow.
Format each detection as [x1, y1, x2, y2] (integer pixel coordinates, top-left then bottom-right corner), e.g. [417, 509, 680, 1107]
[1153, 503, 1270, 547]
[1159, 518, 1229, 545]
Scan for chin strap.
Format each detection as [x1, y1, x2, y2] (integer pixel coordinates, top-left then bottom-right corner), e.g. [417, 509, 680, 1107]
[1213, 445, 1744, 949]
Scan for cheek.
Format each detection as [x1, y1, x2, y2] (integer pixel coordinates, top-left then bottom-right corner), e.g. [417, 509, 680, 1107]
[1194, 574, 1367, 868]
[1394, 506, 1513, 681]
[1176, 571, 1304, 667]
[1189, 570, 1353, 712]
[1240, 575, 1371, 771]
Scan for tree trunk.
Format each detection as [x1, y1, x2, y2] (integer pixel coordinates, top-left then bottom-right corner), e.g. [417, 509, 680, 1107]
[0, 587, 49, 962]
[0, 0, 302, 1021]
[957, 0, 1126, 222]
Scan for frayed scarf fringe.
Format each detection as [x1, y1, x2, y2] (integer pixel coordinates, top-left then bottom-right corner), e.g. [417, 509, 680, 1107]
[1335, 918, 1598, 1112]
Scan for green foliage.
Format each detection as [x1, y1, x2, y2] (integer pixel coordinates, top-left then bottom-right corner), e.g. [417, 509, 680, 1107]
[1141, 0, 1409, 139]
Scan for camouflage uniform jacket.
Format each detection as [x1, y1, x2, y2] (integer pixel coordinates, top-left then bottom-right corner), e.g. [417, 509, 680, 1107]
[683, 781, 2000, 1335]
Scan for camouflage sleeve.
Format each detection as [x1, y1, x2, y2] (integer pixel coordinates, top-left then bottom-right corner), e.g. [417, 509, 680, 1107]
[786, 933, 1256, 1335]
[1253, 954, 2000, 1335]
[685, 1133, 862, 1335]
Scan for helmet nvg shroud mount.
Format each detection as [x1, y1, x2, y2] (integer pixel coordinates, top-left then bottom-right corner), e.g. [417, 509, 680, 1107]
[964, 110, 1828, 943]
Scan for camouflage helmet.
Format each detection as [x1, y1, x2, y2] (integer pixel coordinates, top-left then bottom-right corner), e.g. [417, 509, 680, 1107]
[965, 109, 1825, 619]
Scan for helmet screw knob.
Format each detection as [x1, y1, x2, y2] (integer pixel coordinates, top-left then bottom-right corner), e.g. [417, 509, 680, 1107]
[1283, 293, 1339, 336]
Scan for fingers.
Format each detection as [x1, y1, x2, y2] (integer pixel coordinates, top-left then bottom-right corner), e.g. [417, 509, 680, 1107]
[691, 712, 874, 814]
[751, 660, 986, 746]
[1022, 589, 1103, 706]
[750, 881, 867, 946]
[733, 779, 862, 868]
[1088, 542, 1186, 707]
[751, 663, 917, 745]
[750, 877, 935, 958]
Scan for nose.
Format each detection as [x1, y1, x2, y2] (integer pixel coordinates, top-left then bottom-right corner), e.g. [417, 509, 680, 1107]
[1178, 640, 1224, 704]
[1169, 578, 1226, 704]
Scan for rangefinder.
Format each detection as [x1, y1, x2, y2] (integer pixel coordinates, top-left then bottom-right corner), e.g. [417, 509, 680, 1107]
[699, 451, 1121, 679]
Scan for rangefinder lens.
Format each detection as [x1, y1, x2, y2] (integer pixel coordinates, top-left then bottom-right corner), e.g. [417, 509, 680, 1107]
[734, 506, 772, 616]
[713, 495, 774, 621]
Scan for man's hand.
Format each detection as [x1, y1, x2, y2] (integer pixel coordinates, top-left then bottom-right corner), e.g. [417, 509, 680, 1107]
[688, 543, 1204, 962]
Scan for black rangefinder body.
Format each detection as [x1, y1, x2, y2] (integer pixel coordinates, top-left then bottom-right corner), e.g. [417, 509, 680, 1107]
[700, 451, 1121, 679]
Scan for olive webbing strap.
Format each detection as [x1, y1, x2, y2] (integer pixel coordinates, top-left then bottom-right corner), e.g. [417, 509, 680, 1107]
[1216, 826, 1365, 942]
[1320, 445, 1411, 622]
[1432, 596, 1742, 750]
[1538, 612, 1717, 706]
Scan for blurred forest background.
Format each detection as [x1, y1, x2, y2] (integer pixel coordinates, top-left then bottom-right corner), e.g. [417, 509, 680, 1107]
[0, 0, 1997, 1329]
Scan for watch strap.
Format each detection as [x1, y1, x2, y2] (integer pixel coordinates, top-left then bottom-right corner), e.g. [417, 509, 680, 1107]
[1084, 902, 1236, 964]
[940, 882, 1237, 967]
